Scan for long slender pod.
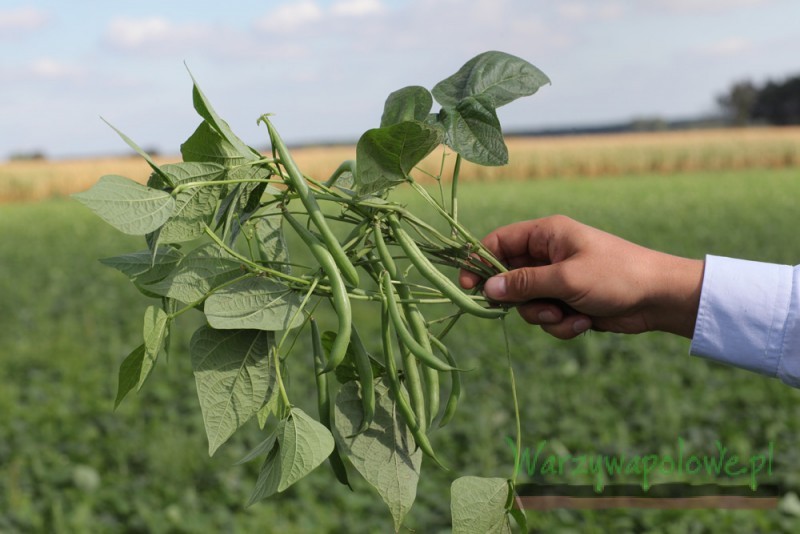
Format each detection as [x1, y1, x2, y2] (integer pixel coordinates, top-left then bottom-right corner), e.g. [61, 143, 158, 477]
[350, 327, 376, 433]
[311, 318, 351, 488]
[380, 300, 444, 468]
[429, 335, 461, 428]
[387, 214, 505, 319]
[283, 208, 351, 373]
[260, 116, 359, 286]
[374, 222, 442, 423]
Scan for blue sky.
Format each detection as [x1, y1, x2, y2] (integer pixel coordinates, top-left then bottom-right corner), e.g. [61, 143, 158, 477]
[2, 0, 799, 159]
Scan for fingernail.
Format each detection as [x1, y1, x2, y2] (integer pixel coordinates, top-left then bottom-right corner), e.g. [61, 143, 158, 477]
[538, 310, 557, 322]
[573, 318, 591, 334]
[483, 276, 506, 299]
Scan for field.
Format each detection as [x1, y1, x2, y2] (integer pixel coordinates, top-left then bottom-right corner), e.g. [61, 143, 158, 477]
[3, 131, 800, 532]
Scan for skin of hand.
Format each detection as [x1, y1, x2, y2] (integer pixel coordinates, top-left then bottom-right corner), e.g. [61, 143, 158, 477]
[459, 215, 705, 340]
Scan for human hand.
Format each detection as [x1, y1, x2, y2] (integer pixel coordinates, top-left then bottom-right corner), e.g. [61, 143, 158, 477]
[460, 215, 704, 339]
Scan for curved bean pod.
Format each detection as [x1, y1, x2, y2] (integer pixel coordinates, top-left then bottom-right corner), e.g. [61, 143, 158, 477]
[350, 327, 376, 434]
[429, 335, 461, 428]
[387, 214, 505, 319]
[262, 117, 359, 286]
[283, 208, 351, 373]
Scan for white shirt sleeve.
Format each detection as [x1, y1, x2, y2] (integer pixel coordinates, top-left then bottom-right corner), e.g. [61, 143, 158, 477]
[689, 255, 800, 388]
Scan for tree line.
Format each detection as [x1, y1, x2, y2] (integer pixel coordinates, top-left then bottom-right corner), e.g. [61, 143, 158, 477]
[718, 73, 800, 126]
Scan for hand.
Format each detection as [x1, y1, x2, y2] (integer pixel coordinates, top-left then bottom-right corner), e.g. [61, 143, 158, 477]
[460, 215, 704, 339]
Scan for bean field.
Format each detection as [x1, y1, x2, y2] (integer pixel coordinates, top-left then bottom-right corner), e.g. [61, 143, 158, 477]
[3, 144, 800, 531]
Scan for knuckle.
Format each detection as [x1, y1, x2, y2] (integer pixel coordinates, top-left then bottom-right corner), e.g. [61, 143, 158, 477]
[507, 269, 534, 298]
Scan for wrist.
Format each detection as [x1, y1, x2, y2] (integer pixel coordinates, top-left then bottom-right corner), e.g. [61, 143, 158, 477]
[645, 254, 705, 338]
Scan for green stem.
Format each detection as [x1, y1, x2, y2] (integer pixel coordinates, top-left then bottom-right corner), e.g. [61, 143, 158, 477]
[408, 180, 507, 274]
[172, 177, 283, 195]
[274, 344, 291, 412]
[450, 154, 462, 235]
[503, 317, 522, 486]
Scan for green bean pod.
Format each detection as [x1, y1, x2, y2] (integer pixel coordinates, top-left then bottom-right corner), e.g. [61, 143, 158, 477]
[380, 302, 443, 467]
[429, 335, 461, 428]
[374, 220, 441, 424]
[311, 318, 351, 488]
[283, 209, 351, 373]
[262, 117, 359, 286]
[350, 327, 375, 434]
[381, 274, 455, 372]
[387, 214, 505, 319]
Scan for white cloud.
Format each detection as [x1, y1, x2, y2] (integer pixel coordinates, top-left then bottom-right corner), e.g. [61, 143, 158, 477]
[652, 0, 772, 13]
[254, 1, 324, 33]
[0, 6, 50, 37]
[331, 0, 385, 17]
[701, 37, 752, 57]
[29, 58, 85, 80]
[558, 2, 625, 21]
[105, 17, 210, 51]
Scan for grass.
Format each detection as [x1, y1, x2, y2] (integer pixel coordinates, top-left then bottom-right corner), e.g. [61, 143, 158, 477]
[3, 167, 800, 532]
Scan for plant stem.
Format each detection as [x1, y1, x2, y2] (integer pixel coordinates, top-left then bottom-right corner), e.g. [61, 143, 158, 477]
[450, 154, 462, 236]
[172, 177, 283, 195]
[503, 317, 522, 486]
[273, 345, 291, 413]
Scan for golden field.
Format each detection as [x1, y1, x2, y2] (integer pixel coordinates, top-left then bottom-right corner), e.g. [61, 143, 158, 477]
[2, 127, 799, 202]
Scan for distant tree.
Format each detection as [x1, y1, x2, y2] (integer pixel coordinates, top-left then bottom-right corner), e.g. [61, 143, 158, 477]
[716, 80, 758, 125]
[752, 75, 800, 125]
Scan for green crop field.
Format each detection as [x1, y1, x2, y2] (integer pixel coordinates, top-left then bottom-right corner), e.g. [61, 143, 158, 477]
[3, 168, 800, 532]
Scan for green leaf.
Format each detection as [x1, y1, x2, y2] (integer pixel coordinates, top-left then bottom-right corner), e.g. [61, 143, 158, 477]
[380, 86, 433, 127]
[181, 121, 250, 167]
[187, 69, 261, 162]
[248, 407, 335, 504]
[333, 379, 422, 532]
[355, 121, 442, 195]
[204, 277, 304, 331]
[190, 326, 276, 456]
[253, 206, 292, 274]
[235, 431, 277, 466]
[72, 175, 175, 235]
[114, 344, 146, 409]
[102, 118, 174, 187]
[142, 243, 244, 304]
[158, 162, 225, 243]
[99, 247, 183, 285]
[432, 50, 550, 109]
[141, 305, 170, 389]
[451, 477, 512, 534]
[439, 95, 508, 166]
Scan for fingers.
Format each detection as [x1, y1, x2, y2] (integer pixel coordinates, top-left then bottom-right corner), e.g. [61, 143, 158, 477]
[483, 263, 574, 304]
[517, 302, 592, 340]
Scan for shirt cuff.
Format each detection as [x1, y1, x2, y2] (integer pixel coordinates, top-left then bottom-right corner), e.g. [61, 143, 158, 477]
[690, 255, 798, 386]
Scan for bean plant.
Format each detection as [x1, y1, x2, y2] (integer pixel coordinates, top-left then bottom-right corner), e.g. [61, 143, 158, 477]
[75, 51, 550, 532]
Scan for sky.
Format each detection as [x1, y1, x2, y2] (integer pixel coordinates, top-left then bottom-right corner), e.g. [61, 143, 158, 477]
[1, 0, 799, 160]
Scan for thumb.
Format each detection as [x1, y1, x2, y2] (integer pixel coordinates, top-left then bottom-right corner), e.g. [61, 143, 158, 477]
[483, 265, 566, 303]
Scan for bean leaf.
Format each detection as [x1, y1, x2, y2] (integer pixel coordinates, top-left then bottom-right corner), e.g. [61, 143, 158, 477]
[190, 326, 275, 456]
[355, 121, 442, 195]
[142, 243, 244, 304]
[333, 379, 422, 532]
[432, 50, 550, 109]
[181, 120, 251, 168]
[451, 477, 512, 534]
[439, 95, 508, 166]
[253, 206, 292, 274]
[381, 86, 433, 127]
[99, 247, 183, 285]
[188, 69, 261, 162]
[248, 407, 335, 505]
[73, 175, 175, 235]
[114, 344, 146, 409]
[204, 277, 303, 331]
[141, 305, 170, 388]
[158, 162, 225, 243]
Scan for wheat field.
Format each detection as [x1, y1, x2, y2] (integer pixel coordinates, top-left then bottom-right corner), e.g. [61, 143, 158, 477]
[2, 127, 799, 203]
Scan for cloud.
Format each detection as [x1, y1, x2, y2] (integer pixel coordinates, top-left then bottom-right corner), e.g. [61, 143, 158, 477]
[702, 37, 752, 57]
[29, 58, 87, 80]
[331, 0, 385, 17]
[0, 6, 50, 37]
[651, 0, 773, 13]
[254, 1, 323, 33]
[105, 16, 211, 52]
[558, 2, 625, 21]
